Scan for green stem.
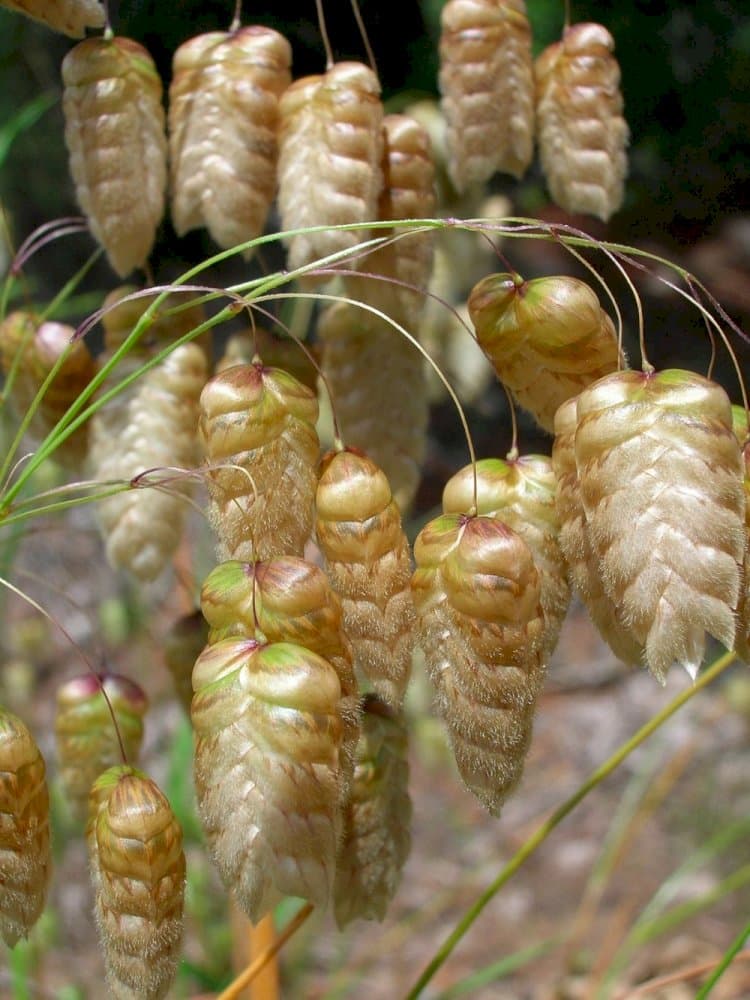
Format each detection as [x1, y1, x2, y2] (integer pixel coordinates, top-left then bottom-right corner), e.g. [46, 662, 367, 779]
[405, 650, 738, 999]
[694, 920, 750, 999]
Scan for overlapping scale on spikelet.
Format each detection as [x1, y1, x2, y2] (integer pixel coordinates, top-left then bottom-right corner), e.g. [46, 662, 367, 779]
[731, 406, 749, 662]
[191, 638, 343, 921]
[86, 764, 146, 892]
[316, 449, 416, 707]
[200, 557, 360, 787]
[0, 0, 103, 37]
[412, 514, 544, 814]
[536, 22, 629, 221]
[442, 455, 570, 657]
[90, 291, 208, 581]
[439, 0, 534, 190]
[62, 37, 167, 276]
[199, 362, 319, 561]
[169, 27, 292, 252]
[333, 695, 411, 927]
[91, 769, 185, 999]
[54, 674, 148, 823]
[164, 610, 209, 714]
[552, 397, 645, 665]
[215, 328, 320, 391]
[0, 311, 96, 467]
[468, 271, 625, 432]
[0, 708, 51, 947]
[575, 369, 745, 681]
[317, 301, 428, 512]
[277, 62, 384, 276]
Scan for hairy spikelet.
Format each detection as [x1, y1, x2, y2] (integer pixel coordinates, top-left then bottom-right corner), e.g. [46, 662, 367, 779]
[169, 27, 292, 252]
[316, 449, 417, 707]
[345, 113, 437, 328]
[199, 362, 319, 561]
[92, 770, 185, 999]
[54, 674, 148, 823]
[0, 0, 103, 37]
[200, 558, 360, 788]
[551, 397, 645, 665]
[575, 369, 745, 681]
[536, 22, 629, 221]
[191, 638, 343, 921]
[0, 311, 96, 466]
[89, 299, 208, 580]
[0, 708, 51, 947]
[164, 610, 209, 714]
[277, 62, 384, 276]
[443, 455, 570, 657]
[412, 514, 544, 814]
[317, 301, 428, 512]
[731, 406, 749, 662]
[439, 0, 534, 190]
[62, 37, 167, 276]
[86, 764, 146, 893]
[215, 329, 320, 392]
[469, 271, 625, 431]
[334, 695, 411, 927]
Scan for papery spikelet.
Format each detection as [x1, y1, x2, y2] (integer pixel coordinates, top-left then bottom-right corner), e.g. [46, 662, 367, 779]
[469, 271, 625, 432]
[334, 695, 411, 927]
[0, 0, 103, 36]
[0, 708, 51, 947]
[316, 449, 417, 707]
[215, 328, 320, 392]
[191, 638, 343, 921]
[164, 611, 209, 714]
[575, 369, 745, 681]
[0, 311, 96, 466]
[439, 0, 535, 190]
[200, 558, 360, 786]
[443, 455, 570, 656]
[317, 301, 428, 511]
[62, 37, 167, 276]
[86, 764, 146, 892]
[169, 27, 292, 251]
[412, 514, 544, 813]
[54, 674, 148, 822]
[551, 397, 645, 665]
[277, 62, 384, 276]
[731, 406, 749, 662]
[199, 362, 320, 561]
[92, 770, 185, 999]
[345, 113, 437, 328]
[535, 22, 629, 221]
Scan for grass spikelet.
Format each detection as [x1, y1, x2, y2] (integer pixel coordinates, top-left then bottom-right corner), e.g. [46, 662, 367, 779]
[468, 271, 625, 432]
[169, 26, 292, 252]
[0, 707, 51, 947]
[191, 637, 344, 922]
[62, 37, 167, 276]
[731, 405, 749, 662]
[0, 0, 103, 37]
[411, 513, 545, 814]
[535, 22, 629, 221]
[316, 448, 416, 707]
[215, 328, 320, 391]
[439, 0, 535, 191]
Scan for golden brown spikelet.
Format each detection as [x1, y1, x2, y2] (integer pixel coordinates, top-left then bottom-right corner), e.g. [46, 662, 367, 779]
[439, 0, 535, 191]
[411, 514, 544, 814]
[0, 0, 103, 37]
[62, 37, 167, 277]
[199, 362, 320, 561]
[191, 638, 344, 921]
[333, 694, 411, 928]
[169, 27, 292, 252]
[316, 448, 417, 707]
[86, 764, 146, 893]
[0, 311, 96, 466]
[468, 271, 625, 432]
[551, 397, 645, 665]
[317, 301, 428, 511]
[0, 707, 51, 947]
[54, 674, 148, 823]
[535, 22, 629, 221]
[442, 455, 570, 657]
[575, 369, 745, 682]
[345, 113, 437, 327]
[92, 769, 185, 999]
[730, 405, 749, 662]
[164, 610, 209, 714]
[277, 61, 384, 277]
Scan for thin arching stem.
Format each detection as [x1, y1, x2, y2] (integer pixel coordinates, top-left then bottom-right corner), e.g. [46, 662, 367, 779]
[350, 0, 378, 78]
[316, 0, 334, 69]
[229, 0, 242, 32]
